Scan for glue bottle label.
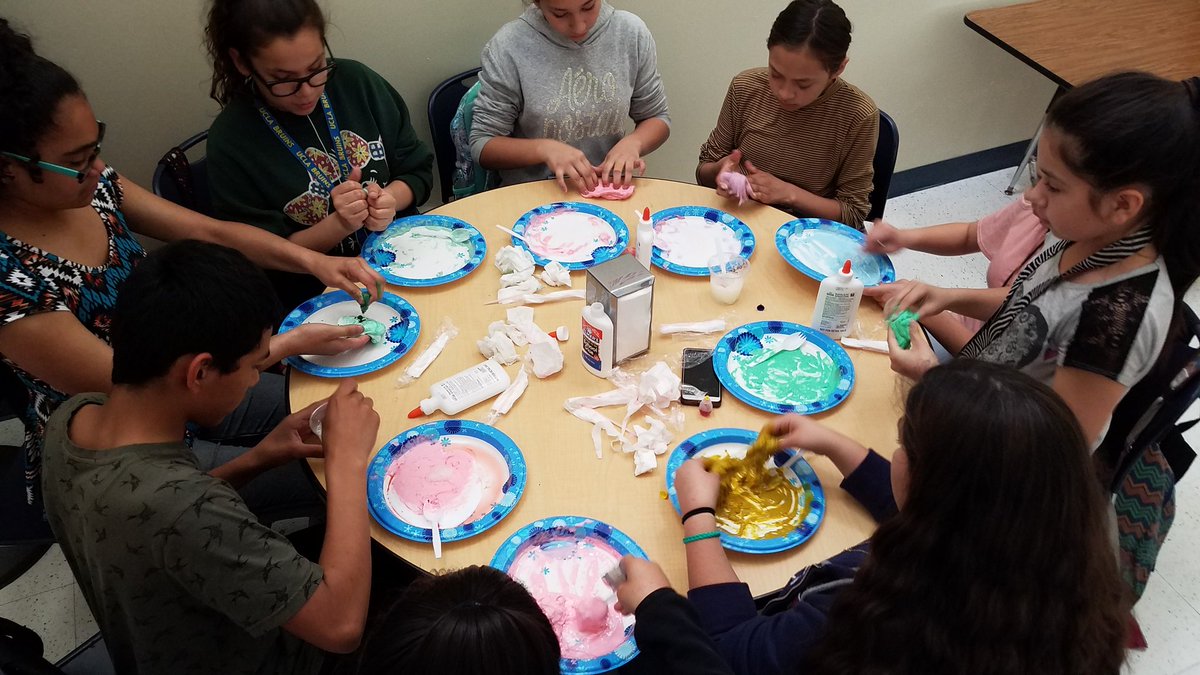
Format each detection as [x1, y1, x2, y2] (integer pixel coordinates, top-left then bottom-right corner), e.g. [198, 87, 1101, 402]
[582, 318, 604, 371]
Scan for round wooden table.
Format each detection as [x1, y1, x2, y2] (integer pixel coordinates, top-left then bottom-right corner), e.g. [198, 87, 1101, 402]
[291, 177, 898, 596]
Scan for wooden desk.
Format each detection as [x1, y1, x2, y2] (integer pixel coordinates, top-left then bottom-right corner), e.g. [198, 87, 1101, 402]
[292, 178, 899, 597]
[965, 0, 1200, 88]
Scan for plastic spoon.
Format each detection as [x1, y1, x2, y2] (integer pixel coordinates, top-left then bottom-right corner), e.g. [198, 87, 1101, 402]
[745, 333, 807, 368]
[422, 479, 483, 559]
[495, 225, 529, 243]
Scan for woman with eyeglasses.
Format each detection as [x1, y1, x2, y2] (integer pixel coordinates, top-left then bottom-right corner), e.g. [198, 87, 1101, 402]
[204, 0, 433, 309]
[0, 17, 382, 520]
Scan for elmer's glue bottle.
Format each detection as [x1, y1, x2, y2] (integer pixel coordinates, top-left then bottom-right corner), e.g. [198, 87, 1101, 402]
[635, 207, 654, 269]
[581, 302, 615, 377]
[810, 259, 863, 339]
[408, 360, 511, 418]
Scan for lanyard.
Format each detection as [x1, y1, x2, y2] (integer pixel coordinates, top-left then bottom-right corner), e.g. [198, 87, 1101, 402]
[256, 92, 350, 194]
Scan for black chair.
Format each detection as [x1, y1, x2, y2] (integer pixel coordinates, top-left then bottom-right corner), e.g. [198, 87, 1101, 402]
[1099, 303, 1200, 488]
[427, 68, 481, 203]
[0, 364, 53, 592]
[0, 618, 114, 675]
[867, 110, 899, 222]
[151, 131, 213, 217]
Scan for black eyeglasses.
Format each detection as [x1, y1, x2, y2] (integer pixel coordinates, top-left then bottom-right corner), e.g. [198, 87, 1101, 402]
[251, 43, 337, 98]
[1, 121, 106, 183]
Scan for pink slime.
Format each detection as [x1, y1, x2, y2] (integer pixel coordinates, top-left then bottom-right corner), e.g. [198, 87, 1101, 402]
[717, 171, 752, 205]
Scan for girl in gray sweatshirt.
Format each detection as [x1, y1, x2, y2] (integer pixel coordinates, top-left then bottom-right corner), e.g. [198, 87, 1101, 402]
[470, 1, 671, 192]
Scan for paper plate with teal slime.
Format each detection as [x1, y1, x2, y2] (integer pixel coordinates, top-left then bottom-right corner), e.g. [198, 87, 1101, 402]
[713, 321, 854, 414]
[278, 290, 421, 378]
[775, 218, 895, 287]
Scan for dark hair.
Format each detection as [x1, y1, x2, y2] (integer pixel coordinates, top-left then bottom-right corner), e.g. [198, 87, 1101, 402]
[355, 566, 560, 675]
[1047, 71, 1200, 295]
[0, 18, 84, 184]
[111, 241, 280, 385]
[806, 360, 1128, 675]
[766, 0, 852, 73]
[203, 0, 326, 105]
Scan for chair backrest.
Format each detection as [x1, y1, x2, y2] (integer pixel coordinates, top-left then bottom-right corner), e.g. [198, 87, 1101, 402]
[1099, 302, 1200, 488]
[151, 131, 212, 217]
[427, 68, 482, 203]
[867, 110, 899, 222]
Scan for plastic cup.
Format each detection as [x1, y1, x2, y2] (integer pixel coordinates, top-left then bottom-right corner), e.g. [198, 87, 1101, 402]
[709, 254, 749, 305]
[309, 402, 328, 440]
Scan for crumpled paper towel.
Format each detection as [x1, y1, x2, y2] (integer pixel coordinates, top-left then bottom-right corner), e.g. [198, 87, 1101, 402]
[507, 307, 563, 378]
[495, 245, 535, 276]
[563, 362, 682, 472]
[486, 366, 530, 424]
[477, 330, 519, 365]
[539, 261, 572, 287]
[496, 276, 541, 304]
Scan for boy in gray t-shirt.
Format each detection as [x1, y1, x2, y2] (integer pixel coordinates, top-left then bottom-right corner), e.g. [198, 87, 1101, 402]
[42, 241, 379, 674]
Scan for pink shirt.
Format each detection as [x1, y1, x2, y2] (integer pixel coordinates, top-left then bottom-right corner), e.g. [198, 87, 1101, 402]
[959, 197, 1047, 332]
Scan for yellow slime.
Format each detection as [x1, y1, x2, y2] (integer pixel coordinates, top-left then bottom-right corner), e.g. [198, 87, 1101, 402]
[703, 426, 809, 540]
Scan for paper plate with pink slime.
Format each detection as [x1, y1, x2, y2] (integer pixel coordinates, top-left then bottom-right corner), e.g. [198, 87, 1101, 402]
[367, 420, 526, 544]
[491, 516, 646, 674]
[511, 202, 629, 270]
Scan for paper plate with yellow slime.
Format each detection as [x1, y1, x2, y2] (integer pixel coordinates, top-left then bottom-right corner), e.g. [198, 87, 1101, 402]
[664, 427, 825, 554]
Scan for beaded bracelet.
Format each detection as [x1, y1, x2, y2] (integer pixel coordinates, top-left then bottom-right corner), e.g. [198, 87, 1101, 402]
[682, 531, 721, 545]
[681, 506, 716, 524]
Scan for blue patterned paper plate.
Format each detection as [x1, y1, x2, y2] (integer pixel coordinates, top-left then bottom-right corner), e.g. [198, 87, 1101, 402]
[368, 420, 526, 544]
[362, 214, 487, 287]
[650, 206, 756, 276]
[665, 428, 825, 554]
[279, 290, 420, 378]
[713, 321, 854, 414]
[512, 202, 629, 271]
[491, 516, 646, 674]
[775, 218, 895, 287]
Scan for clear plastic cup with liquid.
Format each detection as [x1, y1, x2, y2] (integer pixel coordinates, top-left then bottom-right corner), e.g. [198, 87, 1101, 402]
[708, 253, 749, 305]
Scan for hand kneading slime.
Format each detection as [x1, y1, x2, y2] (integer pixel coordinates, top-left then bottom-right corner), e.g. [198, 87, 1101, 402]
[703, 425, 809, 539]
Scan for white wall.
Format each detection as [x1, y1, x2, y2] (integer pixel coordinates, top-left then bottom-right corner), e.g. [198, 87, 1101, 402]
[0, 0, 1054, 202]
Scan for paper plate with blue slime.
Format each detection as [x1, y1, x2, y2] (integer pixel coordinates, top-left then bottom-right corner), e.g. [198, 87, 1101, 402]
[775, 218, 895, 287]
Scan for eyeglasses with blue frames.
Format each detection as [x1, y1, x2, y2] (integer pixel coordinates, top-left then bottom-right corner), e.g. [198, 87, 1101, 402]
[251, 43, 337, 98]
[1, 121, 106, 183]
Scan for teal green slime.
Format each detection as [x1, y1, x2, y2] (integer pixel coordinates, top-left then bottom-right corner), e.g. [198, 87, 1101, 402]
[730, 347, 841, 407]
[888, 309, 920, 350]
[339, 315, 386, 345]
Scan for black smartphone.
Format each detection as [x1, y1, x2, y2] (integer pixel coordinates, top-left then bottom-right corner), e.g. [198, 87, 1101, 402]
[681, 348, 722, 407]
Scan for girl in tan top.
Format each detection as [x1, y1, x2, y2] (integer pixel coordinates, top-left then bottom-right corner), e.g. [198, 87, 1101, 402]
[697, 0, 877, 227]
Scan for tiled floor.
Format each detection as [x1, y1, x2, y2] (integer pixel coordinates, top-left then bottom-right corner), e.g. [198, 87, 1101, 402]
[1, 168, 1197, 672]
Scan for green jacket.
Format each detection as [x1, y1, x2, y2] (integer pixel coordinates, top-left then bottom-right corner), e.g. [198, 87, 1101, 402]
[207, 59, 433, 241]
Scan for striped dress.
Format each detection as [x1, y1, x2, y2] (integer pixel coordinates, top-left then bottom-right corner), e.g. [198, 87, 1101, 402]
[699, 69, 877, 228]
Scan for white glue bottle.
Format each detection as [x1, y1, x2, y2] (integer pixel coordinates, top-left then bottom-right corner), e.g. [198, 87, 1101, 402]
[635, 207, 654, 269]
[408, 359, 511, 418]
[581, 302, 615, 377]
[810, 259, 863, 339]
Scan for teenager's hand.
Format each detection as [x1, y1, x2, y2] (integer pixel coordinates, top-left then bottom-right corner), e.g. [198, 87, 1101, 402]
[598, 137, 646, 188]
[675, 458, 721, 514]
[743, 160, 798, 207]
[887, 321, 938, 380]
[864, 280, 950, 319]
[253, 399, 326, 466]
[330, 166, 369, 229]
[615, 556, 672, 615]
[864, 219, 906, 254]
[540, 139, 599, 193]
[275, 322, 370, 359]
[770, 415, 836, 456]
[713, 150, 744, 199]
[309, 254, 385, 306]
[364, 182, 397, 232]
[321, 379, 379, 469]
